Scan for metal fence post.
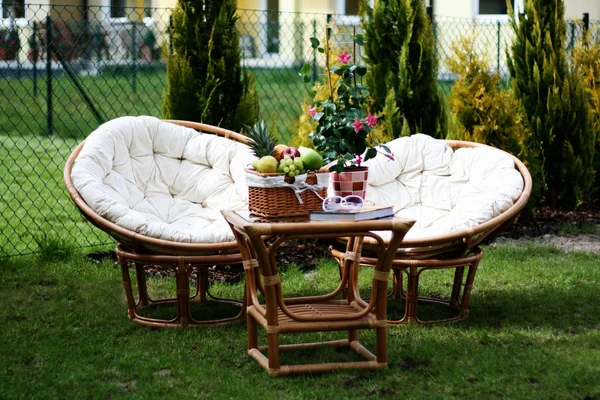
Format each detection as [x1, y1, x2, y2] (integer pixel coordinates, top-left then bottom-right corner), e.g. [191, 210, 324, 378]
[583, 12, 589, 34]
[32, 21, 38, 97]
[497, 20, 501, 73]
[169, 14, 173, 54]
[46, 15, 53, 136]
[312, 19, 317, 83]
[132, 22, 137, 94]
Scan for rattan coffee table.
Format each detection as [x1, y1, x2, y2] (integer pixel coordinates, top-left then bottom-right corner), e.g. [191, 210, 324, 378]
[223, 210, 415, 376]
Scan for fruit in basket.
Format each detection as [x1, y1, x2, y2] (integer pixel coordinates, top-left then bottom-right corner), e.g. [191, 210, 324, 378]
[298, 146, 324, 170]
[281, 146, 301, 159]
[278, 155, 306, 178]
[252, 156, 278, 173]
[273, 144, 289, 161]
[244, 120, 277, 157]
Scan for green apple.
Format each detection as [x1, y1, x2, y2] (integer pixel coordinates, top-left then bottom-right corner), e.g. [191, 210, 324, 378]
[299, 146, 324, 170]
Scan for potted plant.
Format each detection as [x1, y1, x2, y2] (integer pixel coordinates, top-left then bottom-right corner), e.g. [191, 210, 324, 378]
[299, 32, 393, 198]
[0, 28, 20, 61]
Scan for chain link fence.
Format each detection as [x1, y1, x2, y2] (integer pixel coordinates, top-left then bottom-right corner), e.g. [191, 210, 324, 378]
[1, 4, 598, 257]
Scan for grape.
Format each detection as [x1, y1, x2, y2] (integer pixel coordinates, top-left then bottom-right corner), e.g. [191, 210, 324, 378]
[283, 167, 290, 173]
[285, 158, 293, 167]
[289, 170, 297, 177]
[294, 159, 303, 168]
[289, 164, 296, 171]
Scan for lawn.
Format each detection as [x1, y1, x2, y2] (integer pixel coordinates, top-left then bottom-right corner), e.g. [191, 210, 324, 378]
[0, 66, 306, 142]
[1, 242, 599, 399]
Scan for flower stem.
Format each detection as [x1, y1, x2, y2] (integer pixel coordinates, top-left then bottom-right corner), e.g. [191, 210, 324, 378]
[326, 28, 334, 101]
[353, 26, 357, 88]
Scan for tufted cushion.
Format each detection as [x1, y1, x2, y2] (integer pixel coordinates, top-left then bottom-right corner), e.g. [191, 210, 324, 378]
[71, 116, 256, 243]
[363, 134, 524, 240]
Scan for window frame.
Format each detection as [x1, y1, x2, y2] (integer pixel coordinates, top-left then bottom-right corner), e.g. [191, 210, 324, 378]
[474, 0, 524, 22]
[0, 0, 28, 28]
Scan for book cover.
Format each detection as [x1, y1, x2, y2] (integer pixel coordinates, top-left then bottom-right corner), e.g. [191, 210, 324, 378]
[309, 205, 394, 221]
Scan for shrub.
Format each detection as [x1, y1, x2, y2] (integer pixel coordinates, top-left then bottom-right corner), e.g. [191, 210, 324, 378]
[361, 0, 446, 138]
[162, 0, 259, 131]
[572, 29, 600, 192]
[507, 0, 595, 209]
[446, 34, 525, 158]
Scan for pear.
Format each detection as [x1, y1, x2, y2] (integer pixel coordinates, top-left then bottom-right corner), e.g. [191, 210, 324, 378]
[252, 155, 279, 173]
[298, 146, 324, 170]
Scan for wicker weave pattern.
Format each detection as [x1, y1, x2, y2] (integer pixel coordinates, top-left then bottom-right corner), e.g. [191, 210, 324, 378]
[246, 168, 327, 217]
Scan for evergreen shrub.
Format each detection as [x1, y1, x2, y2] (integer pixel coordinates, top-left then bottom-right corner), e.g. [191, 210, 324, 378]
[507, 0, 595, 208]
[162, 0, 259, 131]
[446, 34, 525, 158]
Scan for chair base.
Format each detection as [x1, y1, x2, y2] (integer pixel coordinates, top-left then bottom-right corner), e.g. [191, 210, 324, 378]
[333, 248, 484, 325]
[249, 339, 387, 377]
[116, 245, 245, 328]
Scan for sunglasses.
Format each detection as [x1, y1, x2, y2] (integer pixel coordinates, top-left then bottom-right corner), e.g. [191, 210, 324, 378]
[322, 195, 364, 212]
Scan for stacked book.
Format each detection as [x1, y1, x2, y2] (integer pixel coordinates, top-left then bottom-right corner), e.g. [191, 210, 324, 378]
[309, 205, 394, 221]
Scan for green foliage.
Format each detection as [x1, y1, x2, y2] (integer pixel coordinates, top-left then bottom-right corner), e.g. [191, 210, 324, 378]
[300, 36, 391, 173]
[507, 0, 595, 209]
[243, 119, 277, 158]
[572, 29, 600, 191]
[361, 0, 445, 139]
[446, 33, 525, 158]
[162, 0, 259, 130]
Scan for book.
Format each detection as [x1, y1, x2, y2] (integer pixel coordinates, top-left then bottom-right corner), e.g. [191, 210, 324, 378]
[309, 205, 394, 221]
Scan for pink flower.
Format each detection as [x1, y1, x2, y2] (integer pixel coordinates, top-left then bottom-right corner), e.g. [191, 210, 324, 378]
[354, 154, 363, 165]
[384, 153, 395, 161]
[365, 113, 378, 127]
[352, 118, 364, 133]
[338, 51, 352, 65]
[307, 105, 317, 117]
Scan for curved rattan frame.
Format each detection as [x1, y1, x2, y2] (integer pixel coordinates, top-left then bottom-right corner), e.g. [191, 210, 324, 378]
[331, 139, 532, 324]
[64, 119, 252, 327]
[64, 119, 250, 257]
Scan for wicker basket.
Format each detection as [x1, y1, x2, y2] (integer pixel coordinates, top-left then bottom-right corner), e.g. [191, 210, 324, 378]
[246, 168, 328, 217]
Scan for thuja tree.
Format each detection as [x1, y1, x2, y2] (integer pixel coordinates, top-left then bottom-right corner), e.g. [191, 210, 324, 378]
[361, 0, 445, 138]
[446, 33, 525, 158]
[162, 0, 259, 130]
[572, 30, 600, 190]
[507, 0, 595, 208]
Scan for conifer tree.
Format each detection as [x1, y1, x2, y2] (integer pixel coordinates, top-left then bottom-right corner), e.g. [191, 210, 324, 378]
[162, 0, 259, 131]
[507, 0, 595, 208]
[361, 0, 445, 138]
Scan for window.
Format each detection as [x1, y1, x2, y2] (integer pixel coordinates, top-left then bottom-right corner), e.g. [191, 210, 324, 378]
[479, 0, 514, 15]
[345, 0, 359, 15]
[110, 0, 126, 18]
[2, 0, 25, 19]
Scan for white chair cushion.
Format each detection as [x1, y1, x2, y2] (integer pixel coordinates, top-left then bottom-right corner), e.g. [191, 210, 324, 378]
[71, 116, 256, 244]
[363, 134, 524, 240]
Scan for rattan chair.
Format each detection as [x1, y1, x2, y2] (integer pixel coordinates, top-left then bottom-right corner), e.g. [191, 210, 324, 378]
[224, 210, 415, 376]
[64, 116, 255, 327]
[331, 139, 532, 324]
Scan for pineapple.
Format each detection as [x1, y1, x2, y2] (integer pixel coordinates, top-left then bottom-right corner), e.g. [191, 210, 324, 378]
[244, 120, 277, 158]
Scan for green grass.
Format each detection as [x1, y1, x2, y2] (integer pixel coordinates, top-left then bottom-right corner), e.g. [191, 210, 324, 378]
[0, 67, 307, 256]
[1, 243, 599, 399]
[0, 134, 115, 256]
[557, 222, 599, 234]
[0, 67, 304, 142]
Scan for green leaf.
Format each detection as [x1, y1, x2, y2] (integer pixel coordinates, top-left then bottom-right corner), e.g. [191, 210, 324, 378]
[330, 65, 342, 75]
[313, 112, 324, 121]
[300, 63, 311, 75]
[310, 37, 320, 48]
[356, 66, 367, 76]
[318, 47, 325, 53]
[354, 34, 364, 46]
[364, 147, 377, 161]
